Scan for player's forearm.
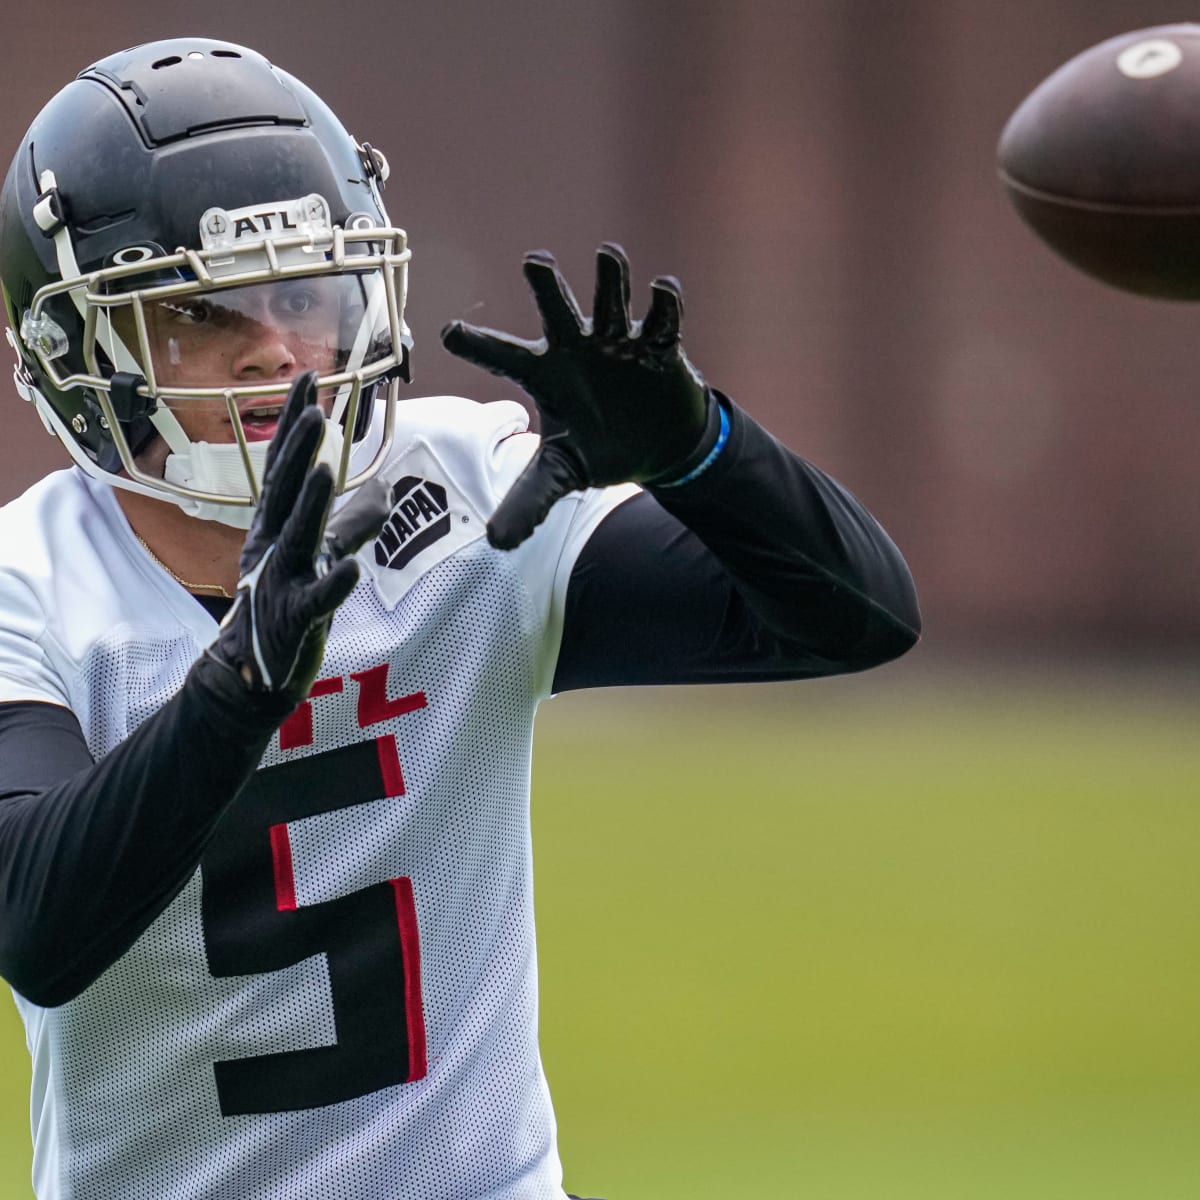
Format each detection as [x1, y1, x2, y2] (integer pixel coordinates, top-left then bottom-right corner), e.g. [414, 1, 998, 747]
[648, 394, 920, 666]
[553, 397, 919, 692]
[0, 656, 295, 1007]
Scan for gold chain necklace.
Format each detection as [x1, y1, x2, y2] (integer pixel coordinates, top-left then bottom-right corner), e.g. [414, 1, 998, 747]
[136, 534, 233, 599]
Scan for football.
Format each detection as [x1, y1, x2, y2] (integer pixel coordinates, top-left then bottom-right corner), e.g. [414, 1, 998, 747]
[998, 24, 1200, 299]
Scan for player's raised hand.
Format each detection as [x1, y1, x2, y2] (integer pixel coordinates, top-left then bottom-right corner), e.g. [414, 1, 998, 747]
[441, 243, 719, 549]
[207, 372, 390, 703]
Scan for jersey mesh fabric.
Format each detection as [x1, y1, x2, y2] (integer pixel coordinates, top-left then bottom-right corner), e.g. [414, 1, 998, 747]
[0, 397, 632, 1200]
[33, 550, 548, 1198]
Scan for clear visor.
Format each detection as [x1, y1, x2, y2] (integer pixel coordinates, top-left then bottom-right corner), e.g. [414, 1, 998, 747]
[19, 217, 410, 514]
[107, 271, 392, 401]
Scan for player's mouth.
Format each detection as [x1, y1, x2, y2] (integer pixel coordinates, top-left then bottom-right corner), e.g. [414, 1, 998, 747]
[236, 401, 286, 442]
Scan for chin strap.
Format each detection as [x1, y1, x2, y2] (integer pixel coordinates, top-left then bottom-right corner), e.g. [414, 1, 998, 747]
[35, 169, 146, 382]
[163, 418, 347, 529]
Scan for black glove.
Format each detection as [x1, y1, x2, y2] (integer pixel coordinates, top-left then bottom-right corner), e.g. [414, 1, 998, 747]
[206, 372, 391, 704]
[441, 243, 721, 550]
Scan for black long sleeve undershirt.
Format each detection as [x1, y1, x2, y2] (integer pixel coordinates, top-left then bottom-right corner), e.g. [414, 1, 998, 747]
[553, 397, 919, 690]
[0, 398, 918, 1006]
[0, 659, 295, 1006]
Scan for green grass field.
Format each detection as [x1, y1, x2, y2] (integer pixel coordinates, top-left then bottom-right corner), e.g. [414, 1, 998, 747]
[1, 668, 1197, 1198]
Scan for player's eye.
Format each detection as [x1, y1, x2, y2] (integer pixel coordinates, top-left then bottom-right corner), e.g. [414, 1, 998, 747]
[157, 298, 214, 326]
[272, 286, 322, 318]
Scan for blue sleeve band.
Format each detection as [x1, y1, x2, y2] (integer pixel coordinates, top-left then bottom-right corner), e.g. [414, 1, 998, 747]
[654, 403, 731, 490]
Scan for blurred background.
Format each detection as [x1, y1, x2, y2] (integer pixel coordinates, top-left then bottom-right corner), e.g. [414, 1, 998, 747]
[0, 2, 1197, 1197]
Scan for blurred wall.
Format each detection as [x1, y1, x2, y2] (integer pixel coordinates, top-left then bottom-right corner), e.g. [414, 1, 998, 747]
[1, 0, 1198, 659]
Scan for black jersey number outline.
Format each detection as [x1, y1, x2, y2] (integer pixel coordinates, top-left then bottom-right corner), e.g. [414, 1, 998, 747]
[200, 735, 426, 1116]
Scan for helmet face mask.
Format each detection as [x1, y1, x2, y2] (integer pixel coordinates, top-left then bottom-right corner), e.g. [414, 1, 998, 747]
[0, 39, 412, 526]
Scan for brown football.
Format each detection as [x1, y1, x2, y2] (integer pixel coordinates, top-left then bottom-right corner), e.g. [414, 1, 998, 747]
[999, 24, 1200, 299]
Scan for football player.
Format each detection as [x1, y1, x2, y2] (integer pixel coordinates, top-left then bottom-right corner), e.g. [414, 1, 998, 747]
[0, 37, 920, 1200]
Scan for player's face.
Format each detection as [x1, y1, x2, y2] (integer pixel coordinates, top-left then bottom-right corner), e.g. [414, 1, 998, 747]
[124, 277, 343, 445]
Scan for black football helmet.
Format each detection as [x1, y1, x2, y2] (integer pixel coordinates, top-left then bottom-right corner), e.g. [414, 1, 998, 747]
[0, 38, 411, 525]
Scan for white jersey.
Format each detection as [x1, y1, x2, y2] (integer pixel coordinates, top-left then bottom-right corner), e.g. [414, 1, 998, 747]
[0, 396, 635, 1200]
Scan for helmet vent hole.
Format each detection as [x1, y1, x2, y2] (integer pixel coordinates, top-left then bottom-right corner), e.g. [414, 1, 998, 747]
[211, 50, 242, 59]
[151, 56, 182, 70]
